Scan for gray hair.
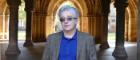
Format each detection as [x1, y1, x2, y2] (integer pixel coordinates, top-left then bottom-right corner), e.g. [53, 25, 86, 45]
[58, 5, 79, 17]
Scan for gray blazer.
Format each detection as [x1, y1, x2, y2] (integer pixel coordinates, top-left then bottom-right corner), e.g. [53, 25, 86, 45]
[42, 31, 97, 60]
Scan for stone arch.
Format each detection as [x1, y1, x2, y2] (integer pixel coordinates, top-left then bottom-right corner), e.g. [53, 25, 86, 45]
[47, 0, 88, 16]
[125, 0, 137, 42]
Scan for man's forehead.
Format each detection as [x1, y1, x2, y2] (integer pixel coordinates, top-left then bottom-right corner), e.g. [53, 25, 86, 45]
[60, 10, 77, 18]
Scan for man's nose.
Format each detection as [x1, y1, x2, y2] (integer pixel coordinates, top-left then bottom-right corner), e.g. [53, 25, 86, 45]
[64, 19, 68, 23]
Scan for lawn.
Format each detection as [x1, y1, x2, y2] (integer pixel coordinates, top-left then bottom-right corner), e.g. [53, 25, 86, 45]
[108, 32, 115, 41]
[18, 31, 26, 40]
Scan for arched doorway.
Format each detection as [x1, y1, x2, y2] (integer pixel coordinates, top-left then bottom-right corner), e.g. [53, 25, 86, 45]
[108, 1, 116, 47]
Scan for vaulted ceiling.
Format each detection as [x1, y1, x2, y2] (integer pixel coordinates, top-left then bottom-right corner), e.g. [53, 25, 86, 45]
[0, 0, 8, 15]
[0, 0, 137, 16]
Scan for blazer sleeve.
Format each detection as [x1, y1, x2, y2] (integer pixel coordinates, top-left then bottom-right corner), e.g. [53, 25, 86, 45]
[42, 36, 51, 60]
[88, 36, 97, 60]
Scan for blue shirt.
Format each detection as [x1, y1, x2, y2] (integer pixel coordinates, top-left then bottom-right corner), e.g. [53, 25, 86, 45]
[58, 31, 77, 60]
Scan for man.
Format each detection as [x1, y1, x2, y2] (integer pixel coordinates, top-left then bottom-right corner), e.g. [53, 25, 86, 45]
[42, 5, 97, 60]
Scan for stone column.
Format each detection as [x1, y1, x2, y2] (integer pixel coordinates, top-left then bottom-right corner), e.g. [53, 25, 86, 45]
[79, 16, 89, 33]
[32, 11, 46, 42]
[137, 0, 140, 59]
[99, 0, 111, 49]
[88, 15, 96, 36]
[95, 16, 102, 44]
[112, 0, 128, 57]
[23, 0, 34, 47]
[99, 16, 110, 49]
[5, 0, 21, 55]
[88, 14, 100, 44]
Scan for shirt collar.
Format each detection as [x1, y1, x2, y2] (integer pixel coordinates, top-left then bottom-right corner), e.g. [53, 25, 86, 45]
[62, 30, 77, 40]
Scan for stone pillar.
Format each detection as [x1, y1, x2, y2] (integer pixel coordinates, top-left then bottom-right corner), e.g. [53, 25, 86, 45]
[137, 0, 140, 59]
[88, 14, 103, 44]
[124, 11, 129, 41]
[99, 16, 110, 49]
[112, 0, 128, 57]
[127, 12, 137, 42]
[0, 16, 2, 32]
[0, 15, 3, 39]
[32, 11, 46, 42]
[5, 0, 21, 55]
[88, 16, 96, 36]
[79, 16, 89, 33]
[23, 0, 34, 47]
[95, 16, 102, 44]
[99, 0, 111, 49]
[88, 15, 99, 44]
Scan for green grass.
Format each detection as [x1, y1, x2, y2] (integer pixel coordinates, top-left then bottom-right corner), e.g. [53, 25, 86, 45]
[108, 32, 115, 41]
[18, 31, 25, 40]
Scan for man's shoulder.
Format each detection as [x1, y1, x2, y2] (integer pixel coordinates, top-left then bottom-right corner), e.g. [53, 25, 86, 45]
[78, 31, 93, 38]
[46, 32, 62, 42]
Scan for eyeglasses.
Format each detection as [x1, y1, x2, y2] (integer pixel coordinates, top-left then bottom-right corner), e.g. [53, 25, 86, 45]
[60, 17, 77, 22]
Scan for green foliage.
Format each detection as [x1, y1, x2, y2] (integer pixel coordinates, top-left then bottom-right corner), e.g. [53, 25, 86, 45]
[18, 0, 26, 21]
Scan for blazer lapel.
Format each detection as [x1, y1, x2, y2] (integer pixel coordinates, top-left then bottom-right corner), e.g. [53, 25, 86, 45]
[54, 32, 62, 60]
[76, 31, 81, 60]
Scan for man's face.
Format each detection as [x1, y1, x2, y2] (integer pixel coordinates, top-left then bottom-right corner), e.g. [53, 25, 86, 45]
[59, 10, 78, 31]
